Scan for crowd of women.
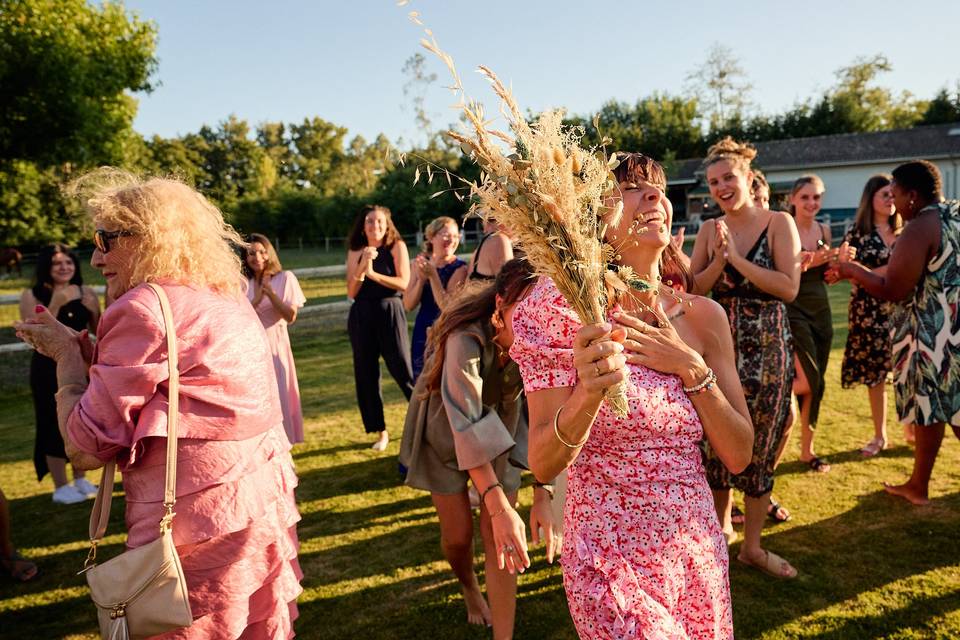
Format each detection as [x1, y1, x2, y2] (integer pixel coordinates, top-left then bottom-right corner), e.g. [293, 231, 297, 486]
[8, 143, 959, 638]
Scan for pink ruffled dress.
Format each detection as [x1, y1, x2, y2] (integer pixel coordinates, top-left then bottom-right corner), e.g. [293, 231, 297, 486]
[67, 283, 303, 639]
[509, 278, 732, 640]
[247, 271, 307, 444]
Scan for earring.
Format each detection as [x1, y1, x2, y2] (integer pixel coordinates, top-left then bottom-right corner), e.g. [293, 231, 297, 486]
[491, 310, 504, 331]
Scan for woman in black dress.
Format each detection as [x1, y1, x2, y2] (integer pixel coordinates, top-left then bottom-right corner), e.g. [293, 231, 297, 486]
[840, 175, 901, 456]
[346, 205, 414, 451]
[691, 137, 802, 578]
[18, 244, 100, 504]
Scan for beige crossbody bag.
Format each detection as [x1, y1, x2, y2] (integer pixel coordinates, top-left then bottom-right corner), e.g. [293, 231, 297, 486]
[80, 283, 193, 639]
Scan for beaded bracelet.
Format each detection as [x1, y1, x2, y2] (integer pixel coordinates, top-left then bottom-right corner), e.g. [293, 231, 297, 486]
[553, 405, 589, 449]
[683, 367, 717, 395]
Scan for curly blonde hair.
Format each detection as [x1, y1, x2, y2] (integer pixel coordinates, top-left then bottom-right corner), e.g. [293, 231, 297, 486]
[703, 136, 758, 174]
[423, 216, 458, 255]
[69, 168, 245, 297]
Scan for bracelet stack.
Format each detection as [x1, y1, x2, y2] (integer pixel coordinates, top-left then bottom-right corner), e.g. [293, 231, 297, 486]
[683, 367, 717, 395]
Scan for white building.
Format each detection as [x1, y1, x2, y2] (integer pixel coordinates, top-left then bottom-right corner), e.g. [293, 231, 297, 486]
[673, 122, 960, 224]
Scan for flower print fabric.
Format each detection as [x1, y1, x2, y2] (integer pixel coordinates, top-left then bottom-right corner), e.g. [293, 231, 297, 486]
[509, 277, 732, 640]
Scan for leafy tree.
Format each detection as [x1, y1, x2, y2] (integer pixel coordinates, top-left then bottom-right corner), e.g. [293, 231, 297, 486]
[684, 43, 752, 131]
[288, 117, 348, 192]
[0, 0, 157, 246]
[192, 116, 276, 204]
[0, 0, 158, 167]
[921, 85, 960, 125]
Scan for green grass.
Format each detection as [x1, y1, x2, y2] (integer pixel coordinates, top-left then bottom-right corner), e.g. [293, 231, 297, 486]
[1, 282, 958, 638]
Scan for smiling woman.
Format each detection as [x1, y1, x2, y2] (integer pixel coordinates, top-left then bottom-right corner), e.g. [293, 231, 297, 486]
[690, 137, 802, 580]
[14, 168, 303, 639]
[515, 152, 754, 637]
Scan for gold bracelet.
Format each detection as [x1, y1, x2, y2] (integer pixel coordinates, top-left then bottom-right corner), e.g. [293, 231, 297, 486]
[553, 405, 589, 448]
[487, 505, 509, 519]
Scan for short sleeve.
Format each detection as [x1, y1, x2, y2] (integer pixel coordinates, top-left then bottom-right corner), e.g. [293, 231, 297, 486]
[440, 331, 515, 470]
[508, 277, 580, 393]
[66, 292, 167, 464]
[282, 271, 306, 309]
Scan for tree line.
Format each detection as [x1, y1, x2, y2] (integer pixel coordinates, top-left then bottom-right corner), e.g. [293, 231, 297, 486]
[2, 1, 959, 248]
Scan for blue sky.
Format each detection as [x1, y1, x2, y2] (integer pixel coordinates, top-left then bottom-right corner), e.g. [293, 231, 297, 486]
[125, 0, 960, 146]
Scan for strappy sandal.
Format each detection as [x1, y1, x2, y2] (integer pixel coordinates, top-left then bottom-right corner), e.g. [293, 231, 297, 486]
[767, 499, 791, 523]
[860, 437, 887, 458]
[803, 456, 831, 473]
[737, 549, 797, 579]
[730, 505, 745, 525]
[1, 550, 38, 583]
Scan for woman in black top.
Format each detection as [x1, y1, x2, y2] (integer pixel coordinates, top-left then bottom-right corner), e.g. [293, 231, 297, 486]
[467, 218, 514, 282]
[18, 244, 100, 504]
[346, 205, 414, 451]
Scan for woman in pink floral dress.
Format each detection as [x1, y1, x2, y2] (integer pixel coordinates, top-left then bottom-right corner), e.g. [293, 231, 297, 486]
[511, 153, 754, 639]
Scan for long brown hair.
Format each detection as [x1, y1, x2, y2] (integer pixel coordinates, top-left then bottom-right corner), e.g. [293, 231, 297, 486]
[612, 152, 692, 291]
[419, 258, 536, 396]
[852, 175, 902, 236]
[348, 204, 402, 251]
[242, 233, 282, 280]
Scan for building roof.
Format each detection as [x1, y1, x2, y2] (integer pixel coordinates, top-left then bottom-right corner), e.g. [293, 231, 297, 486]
[669, 121, 960, 181]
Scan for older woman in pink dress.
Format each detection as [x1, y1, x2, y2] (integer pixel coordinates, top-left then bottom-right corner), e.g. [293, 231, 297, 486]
[244, 233, 307, 445]
[511, 153, 754, 639]
[15, 170, 302, 639]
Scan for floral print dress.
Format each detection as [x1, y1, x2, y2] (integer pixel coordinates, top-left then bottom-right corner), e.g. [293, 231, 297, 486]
[705, 223, 794, 498]
[892, 201, 960, 427]
[510, 278, 732, 640]
[841, 225, 896, 388]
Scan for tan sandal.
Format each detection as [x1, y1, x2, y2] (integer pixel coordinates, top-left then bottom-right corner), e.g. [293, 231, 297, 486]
[737, 549, 797, 579]
[860, 437, 887, 457]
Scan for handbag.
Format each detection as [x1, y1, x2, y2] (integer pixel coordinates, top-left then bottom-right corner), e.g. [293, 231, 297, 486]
[81, 283, 193, 640]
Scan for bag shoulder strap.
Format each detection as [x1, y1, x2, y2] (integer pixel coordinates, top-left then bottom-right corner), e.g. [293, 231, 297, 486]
[88, 283, 180, 544]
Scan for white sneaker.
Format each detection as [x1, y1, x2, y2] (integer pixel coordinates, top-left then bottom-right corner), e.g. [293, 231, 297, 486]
[52, 484, 88, 505]
[73, 478, 98, 498]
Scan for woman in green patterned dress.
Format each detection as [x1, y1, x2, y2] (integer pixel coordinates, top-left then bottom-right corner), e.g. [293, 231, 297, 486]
[831, 160, 960, 505]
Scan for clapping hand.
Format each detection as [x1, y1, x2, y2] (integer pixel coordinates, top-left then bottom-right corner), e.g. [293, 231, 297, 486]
[15, 306, 83, 361]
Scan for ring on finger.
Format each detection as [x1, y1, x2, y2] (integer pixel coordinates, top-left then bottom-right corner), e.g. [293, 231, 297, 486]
[594, 362, 601, 378]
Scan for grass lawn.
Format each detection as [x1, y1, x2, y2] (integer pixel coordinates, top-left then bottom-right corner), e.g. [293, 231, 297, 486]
[0, 282, 958, 639]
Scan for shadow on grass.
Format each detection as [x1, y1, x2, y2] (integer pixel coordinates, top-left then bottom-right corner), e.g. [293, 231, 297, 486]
[731, 490, 960, 638]
[298, 494, 433, 539]
[805, 586, 960, 639]
[0, 591, 97, 638]
[775, 444, 914, 477]
[8, 489, 126, 548]
[295, 455, 403, 503]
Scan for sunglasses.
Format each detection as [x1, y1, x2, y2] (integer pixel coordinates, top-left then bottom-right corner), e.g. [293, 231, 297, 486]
[94, 229, 134, 253]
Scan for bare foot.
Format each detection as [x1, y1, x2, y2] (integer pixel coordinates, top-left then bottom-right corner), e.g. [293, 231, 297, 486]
[462, 585, 491, 626]
[883, 481, 929, 505]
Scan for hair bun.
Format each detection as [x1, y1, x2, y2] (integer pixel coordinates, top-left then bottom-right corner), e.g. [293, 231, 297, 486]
[705, 136, 757, 164]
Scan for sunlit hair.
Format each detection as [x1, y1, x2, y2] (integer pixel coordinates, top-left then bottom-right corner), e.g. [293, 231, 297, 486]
[702, 136, 757, 174]
[613, 152, 666, 192]
[751, 169, 769, 194]
[787, 174, 825, 217]
[347, 204, 402, 251]
[612, 152, 692, 291]
[419, 258, 536, 397]
[32, 243, 83, 306]
[243, 233, 283, 280]
[68, 168, 245, 297]
[853, 175, 903, 236]
[892, 160, 943, 202]
[423, 216, 458, 255]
